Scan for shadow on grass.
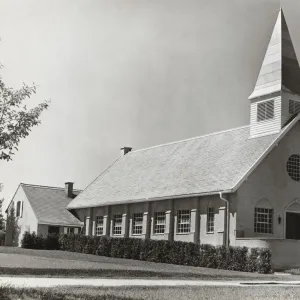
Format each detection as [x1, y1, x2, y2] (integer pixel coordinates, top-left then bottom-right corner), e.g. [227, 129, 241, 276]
[0, 284, 139, 300]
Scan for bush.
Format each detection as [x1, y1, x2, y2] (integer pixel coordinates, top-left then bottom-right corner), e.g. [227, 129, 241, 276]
[20, 231, 273, 274]
[21, 231, 34, 249]
[44, 234, 60, 250]
[257, 248, 272, 274]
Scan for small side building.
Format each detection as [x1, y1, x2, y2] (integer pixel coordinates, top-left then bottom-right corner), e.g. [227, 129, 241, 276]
[5, 182, 83, 246]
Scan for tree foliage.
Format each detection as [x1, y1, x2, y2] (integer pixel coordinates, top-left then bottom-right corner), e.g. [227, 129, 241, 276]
[0, 64, 49, 161]
[5, 205, 19, 246]
[0, 212, 5, 231]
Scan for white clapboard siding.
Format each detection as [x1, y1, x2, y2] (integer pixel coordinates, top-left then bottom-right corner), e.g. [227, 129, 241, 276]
[250, 96, 282, 138]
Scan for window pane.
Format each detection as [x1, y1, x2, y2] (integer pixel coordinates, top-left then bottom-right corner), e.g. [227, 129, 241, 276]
[254, 207, 273, 234]
[132, 213, 143, 235]
[96, 216, 104, 236]
[154, 212, 166, 234]
[113, 214, 122, 235]
[177, 210, 191, 233]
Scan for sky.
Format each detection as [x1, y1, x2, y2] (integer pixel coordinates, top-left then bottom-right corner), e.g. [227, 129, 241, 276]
[0, 0, 299, 211]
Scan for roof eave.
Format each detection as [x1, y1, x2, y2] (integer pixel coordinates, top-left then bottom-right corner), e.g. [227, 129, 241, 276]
[67, 188, 234, 210]
[38, 222, 83, 227]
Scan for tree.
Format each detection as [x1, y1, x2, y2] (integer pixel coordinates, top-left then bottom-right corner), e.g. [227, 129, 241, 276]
[0, 212, 5, 231]
[0, 62, 49, 161]
[5, 205, 19, 246]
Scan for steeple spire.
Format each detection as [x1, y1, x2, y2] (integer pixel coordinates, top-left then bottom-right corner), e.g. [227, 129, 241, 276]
[249, 8, 300, 100]
[249, 9, 300, 138]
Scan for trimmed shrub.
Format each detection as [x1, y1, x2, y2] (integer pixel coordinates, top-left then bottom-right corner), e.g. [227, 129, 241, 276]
[257, 248, 272, 274]
[246, 247, 259, 272]
[21, 231, 35, 249]
[44, 234, 60, 250]
[83, 236, 101, 255]
[21, 232, 44, 249]
[20, 232, 273, 274]
[199, 244, 217, 268]
[96, 236, 112, 257]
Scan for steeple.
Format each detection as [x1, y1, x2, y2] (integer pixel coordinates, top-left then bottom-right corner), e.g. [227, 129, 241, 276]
[249, 8, 300, 138]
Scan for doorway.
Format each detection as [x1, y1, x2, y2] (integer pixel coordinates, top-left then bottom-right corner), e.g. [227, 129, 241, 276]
[286, 212, 300, 240]
[48, 226, 60, 235]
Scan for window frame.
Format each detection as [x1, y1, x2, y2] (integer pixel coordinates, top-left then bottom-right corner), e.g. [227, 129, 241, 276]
[154, 211, 166, 234]
[206, 207, 215, 233]
[254, 207, 273, 234]
[257, 100, 274, 122]
[113, 214, 123, 236]
[287, 154, 300, 182]
[16, 201, 21, 217]
[95, 216, 104, 236]
[132, 213, 143, 235]
[177, 210, 191, 234]
[66, 227, 75, 234]
[289, 99, 300, 115]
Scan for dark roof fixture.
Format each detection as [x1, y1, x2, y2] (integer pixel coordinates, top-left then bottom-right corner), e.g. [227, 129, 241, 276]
[121, 147, 132, 156]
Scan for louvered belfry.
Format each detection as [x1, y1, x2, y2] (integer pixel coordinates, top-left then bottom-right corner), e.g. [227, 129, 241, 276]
[249, 8, 300, 138]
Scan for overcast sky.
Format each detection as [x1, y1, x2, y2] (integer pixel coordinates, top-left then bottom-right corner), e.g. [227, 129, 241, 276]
[0, 0, 299, 210]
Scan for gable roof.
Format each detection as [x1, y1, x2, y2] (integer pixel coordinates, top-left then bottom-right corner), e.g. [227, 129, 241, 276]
[67, 115, 300, 210]
[20, 184, 83, 226]
[249, 8, 300, 99]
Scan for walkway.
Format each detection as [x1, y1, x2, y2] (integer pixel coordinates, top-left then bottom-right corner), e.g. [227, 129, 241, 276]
[0, 277, 300, 288]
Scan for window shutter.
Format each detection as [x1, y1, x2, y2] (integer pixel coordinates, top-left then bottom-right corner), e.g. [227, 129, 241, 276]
[64, 227, 68, 234]
[20, 201, 23, 218]
[74, 228, 79, 234]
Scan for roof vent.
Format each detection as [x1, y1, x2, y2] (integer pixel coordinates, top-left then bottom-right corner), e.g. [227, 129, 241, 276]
[65, 182, 74, 198]
[120, 147, 132, 156]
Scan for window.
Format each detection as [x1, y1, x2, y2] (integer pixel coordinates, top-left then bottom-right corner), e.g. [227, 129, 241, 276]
[132, 213, 143, 235]
[16, 201, 21, 217]
[207, 207, 215, 233]
[64, 227, 74, 234]
[254, 208, 273, 234]
[113, 214, 122, 235]
[257, 100, 274, 122]
[95, 216, 104, 236]
[287, 154, 300, 181]
[154, 212, 166, 234]
[177, 210, 191, 233]
[289, 100, 300, 115]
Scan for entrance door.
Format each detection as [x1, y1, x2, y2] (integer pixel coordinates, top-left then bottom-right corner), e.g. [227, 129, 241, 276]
[286, 212, 300, 239]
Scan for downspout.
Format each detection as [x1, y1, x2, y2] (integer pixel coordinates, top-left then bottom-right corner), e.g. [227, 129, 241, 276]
[219, 192, 230, 248]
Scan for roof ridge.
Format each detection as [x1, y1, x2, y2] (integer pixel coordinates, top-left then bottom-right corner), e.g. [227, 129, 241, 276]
[21, 183, 82, 191]
[132, 125, 249, 153]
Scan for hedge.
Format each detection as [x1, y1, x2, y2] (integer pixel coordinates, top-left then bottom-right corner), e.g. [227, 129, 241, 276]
[21, 232, 273, 274]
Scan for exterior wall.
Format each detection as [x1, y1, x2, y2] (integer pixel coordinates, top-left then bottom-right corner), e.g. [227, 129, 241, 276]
[6, 186, 38, 246]
[250, 94, 282, 138]
[75, 195, 230, 246]
[235, 121, 300, 241]
[37, 224, 49, 236]
[235, 238, 300, 270]
[199, 195, 228, 246]
[150, 199, 173, 241]
[128, 202, 150, 239]
[37, 224, 78, 236]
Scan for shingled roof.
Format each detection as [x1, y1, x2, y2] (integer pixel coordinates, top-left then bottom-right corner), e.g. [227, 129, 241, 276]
[67, 116, 300, 210]
[20, 184, 83, 226]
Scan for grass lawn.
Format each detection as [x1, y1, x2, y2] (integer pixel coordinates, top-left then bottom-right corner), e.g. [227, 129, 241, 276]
[1, 285, 300, 300]
[0, 246, 294, 280]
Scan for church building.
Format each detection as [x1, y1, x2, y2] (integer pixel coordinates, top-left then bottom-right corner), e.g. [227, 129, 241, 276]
[68, 9, 300, 269]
